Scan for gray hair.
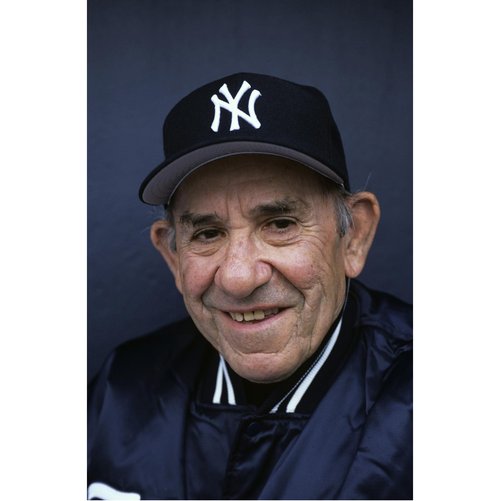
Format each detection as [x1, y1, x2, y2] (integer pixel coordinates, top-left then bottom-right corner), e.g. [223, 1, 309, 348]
[328, 184, 354, 237]
[163, 207, 177, 251]
[161, 183, 353, 251]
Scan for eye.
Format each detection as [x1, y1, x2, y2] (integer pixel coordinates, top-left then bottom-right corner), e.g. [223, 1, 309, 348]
[271, 219, 294, 230]
[192, 228, 224, 242]
[263, 218, 298, 236]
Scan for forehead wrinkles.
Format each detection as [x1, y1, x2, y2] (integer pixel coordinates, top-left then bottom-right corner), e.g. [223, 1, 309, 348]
[216, 182, 310, 220]
[177, 195, 313, 230]
[171, 155, 332, 217]
[172, 170, 273, 213]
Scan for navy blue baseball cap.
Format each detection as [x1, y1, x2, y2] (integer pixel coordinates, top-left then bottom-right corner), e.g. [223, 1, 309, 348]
[139, 73, 350, 205]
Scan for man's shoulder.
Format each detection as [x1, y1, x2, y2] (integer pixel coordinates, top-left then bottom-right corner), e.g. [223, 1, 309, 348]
[348, 280, 412, 406]
[325, 280, 412, 429]
[115, 316, 202, 357]
[94, 317, 209, 388]
[351, 279, 412, 343]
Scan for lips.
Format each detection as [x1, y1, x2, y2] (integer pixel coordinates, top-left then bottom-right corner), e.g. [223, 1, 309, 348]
[228, 308, 280, 322]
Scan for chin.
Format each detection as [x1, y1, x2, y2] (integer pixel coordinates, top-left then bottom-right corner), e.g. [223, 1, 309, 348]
[228, 353, 299, 384]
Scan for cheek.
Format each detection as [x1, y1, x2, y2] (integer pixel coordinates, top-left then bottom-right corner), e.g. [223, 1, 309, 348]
[286, 259, 319, 289]
[179, 257, 216, 299]
[278, 242, 343, 290]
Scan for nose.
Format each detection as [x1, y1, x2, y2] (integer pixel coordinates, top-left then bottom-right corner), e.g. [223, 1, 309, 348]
[214, 235, 272, 299]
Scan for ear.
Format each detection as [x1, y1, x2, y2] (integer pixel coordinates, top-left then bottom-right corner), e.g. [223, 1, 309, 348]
[150, 220, 184, 294]
[342, 191, 381, 278]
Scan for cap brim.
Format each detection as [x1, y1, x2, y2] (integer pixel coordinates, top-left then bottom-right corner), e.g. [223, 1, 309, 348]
[139, 141, 345, 205]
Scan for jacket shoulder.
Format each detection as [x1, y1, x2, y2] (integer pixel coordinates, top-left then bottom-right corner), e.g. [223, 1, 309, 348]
[351, 279, 412, 346]
[114, 317, 202, 363]
[349, 280, 412, 413]
[89, 317, 209, 394]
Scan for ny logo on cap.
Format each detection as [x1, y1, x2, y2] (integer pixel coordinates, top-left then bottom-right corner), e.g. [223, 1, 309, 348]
[211, 80, 261, 132]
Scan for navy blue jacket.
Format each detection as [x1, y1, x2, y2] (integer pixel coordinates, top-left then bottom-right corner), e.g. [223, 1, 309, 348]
[88, 280, 412, 499]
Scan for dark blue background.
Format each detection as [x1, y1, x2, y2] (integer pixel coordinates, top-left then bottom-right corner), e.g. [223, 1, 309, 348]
[88, 0, 412, 380]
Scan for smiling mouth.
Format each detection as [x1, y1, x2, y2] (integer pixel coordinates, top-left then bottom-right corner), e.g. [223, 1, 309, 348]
[227, 308, 280, 323]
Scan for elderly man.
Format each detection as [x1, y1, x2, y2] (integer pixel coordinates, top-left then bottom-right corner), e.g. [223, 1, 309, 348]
[88, 73, 412, 500]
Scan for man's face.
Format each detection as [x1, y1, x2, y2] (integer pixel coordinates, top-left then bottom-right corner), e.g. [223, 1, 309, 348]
[166, 156, 350, 383]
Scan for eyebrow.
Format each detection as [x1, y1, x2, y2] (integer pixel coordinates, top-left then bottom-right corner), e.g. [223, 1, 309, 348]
[178, 212, 222, 228]
[248, 198, 312, 218]
[177, 198, 312, 228]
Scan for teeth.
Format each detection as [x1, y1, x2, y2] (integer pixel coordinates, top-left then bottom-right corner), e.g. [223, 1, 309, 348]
[254, 310, 265, 320]
[229, 308, 279, 322]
